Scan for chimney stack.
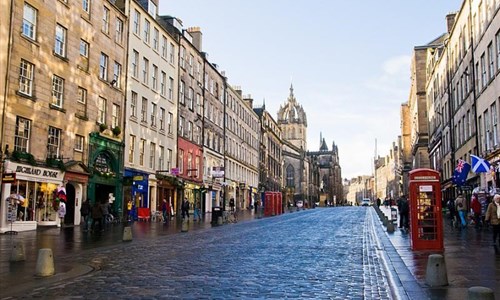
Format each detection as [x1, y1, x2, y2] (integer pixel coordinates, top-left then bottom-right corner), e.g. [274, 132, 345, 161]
[187, 27, 203, 52]
[446, 13, 457, 33]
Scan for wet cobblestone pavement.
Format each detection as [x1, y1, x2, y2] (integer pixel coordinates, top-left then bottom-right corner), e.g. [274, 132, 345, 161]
[1, 208, 392, 299]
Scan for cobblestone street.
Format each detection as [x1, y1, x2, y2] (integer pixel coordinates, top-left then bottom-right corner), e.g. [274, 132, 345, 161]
[2, 208, 392, 299]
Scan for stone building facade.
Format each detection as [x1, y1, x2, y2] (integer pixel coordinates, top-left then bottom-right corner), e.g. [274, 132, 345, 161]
[122, 0, 178, 218]
[374, 139, 403, 201]
[307, 136, 343, 206]
[277, 85, 310, 206]
[253, 105, 283, 193]
[0, 0, 127, 232]
[427, 1, 500, 198]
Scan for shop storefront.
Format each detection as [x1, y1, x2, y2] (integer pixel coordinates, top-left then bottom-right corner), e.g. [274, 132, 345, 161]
[204, 181, 222, 213]
[123, 169, 149, 207]
[0, 161, 65, 232]
[63, 162, 90, 226]
[156, 175, 176, 214]
[238, 182, 247, 209]
[225, 180, 237, 211]
[184, 182, 201, 210]
[87, 132, 124, 218]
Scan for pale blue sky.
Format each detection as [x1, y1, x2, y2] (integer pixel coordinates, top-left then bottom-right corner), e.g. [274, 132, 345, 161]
[161, 0, 463, 179]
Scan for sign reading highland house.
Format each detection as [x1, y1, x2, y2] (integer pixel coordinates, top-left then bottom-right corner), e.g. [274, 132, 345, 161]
[4, 161, 65, 182]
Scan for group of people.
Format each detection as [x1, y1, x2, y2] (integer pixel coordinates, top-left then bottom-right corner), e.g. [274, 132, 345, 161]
[180, 198, 202, 222]
[80, 199, 113, 232]
[447, 192, 500, 246]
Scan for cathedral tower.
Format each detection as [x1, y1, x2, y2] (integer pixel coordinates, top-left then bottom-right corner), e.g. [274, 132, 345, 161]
[277, 84, 307, 150]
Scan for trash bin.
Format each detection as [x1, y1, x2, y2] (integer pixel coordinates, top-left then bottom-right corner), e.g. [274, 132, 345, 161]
[391, 207, 398, 224]
[211, 207, 222, 225]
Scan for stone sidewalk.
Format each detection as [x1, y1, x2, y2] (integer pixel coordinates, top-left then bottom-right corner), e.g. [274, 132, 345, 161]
[377, 205, 500, 299]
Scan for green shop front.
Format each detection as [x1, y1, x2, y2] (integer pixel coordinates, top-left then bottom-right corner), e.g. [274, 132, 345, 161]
[87, 133, 124, 217]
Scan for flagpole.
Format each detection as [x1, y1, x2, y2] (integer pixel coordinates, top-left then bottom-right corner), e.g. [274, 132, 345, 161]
[374, 138, 377, 199]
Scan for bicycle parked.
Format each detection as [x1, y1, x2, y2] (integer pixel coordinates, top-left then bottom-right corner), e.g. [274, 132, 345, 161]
[105, 211, 122, 224]
[151, 211, 164, 223]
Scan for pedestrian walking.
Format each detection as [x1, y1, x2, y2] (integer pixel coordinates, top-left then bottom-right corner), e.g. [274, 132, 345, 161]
[485, 194, 500, 246]
[127, 199, 133, 221]
[447, 197, 457, 228]
[57, 201, 66, 228]
[193, 201, 201, 222]
[229, 198, 235, 212]
[91, 201, 104, 232]
[181, 198, 190, 220]
[471, 193, 482, 228]
[161, 199, 168, 223]
[455, 193, 467, 229]
[80, 198, 91, 231]
[398, 195, 409, 230]
[101, 201, 110, 226]
[376, 198, 381, 207]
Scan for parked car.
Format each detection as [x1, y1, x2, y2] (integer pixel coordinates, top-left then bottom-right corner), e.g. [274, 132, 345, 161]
[361, 198, 371, 206]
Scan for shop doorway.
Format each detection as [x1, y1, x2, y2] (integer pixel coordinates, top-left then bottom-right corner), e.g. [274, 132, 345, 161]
[65, 184, 76, 225]
[95, 184, 114, 204]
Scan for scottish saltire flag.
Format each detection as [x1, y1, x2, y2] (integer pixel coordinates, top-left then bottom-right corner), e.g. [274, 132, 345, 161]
[470, 154, 491, 173]
[452, 159, 471, 186]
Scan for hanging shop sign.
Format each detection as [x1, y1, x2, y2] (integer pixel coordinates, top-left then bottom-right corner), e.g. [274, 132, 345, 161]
[2, 173, 16, 183]
[212, 167, 225, 178]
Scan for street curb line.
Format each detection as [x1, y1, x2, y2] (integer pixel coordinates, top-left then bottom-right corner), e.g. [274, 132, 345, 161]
[368, 208, 411, 300]
[1, 263, 94, 299]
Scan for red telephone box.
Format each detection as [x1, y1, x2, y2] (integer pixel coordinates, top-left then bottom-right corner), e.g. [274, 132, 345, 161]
[408, 168, 443, 251]
[277, 193, 282, 215]
[264, 192, 274, 217]
[272, 193, 278, 216]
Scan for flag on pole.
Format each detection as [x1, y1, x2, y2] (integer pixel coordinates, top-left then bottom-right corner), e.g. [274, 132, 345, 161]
[470, 154, 491, 173]
[452, 159, 471, 186]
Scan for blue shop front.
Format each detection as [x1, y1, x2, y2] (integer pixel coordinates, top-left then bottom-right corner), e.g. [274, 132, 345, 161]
[123, 169, 149, 220]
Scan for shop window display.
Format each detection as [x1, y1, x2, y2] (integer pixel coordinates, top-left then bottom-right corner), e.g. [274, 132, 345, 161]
[12, 180, 58, 222]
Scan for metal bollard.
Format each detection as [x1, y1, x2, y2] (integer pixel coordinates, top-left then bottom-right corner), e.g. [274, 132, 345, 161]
[10, 241, 26, 262]
[122, 226, 133, 241]
[467, 286, 495, 300]
[425, 254, 448, 287]
[35, 248, 55, 277]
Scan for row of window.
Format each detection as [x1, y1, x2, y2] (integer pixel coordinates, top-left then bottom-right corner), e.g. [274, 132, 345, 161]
[225, 159, 258, 187]
[14, 116, 84, 158]
[178, 117, 202, 144]
[132, 8, 176, 65]
[478, 101, 500, 153]
[131, 50, 175, 99]
[179, 80, 203, 114]
[19, 57, 121, 126]
[226, 137, 258, 167]
[130, 91, 174, 133]
[176, 149, 200, 178]
[128, 135, 172, 171]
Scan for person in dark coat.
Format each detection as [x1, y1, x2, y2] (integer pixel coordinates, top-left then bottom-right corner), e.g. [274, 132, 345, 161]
[80, 199, 91, 232]
[398, 195, 409, 230]
[91, 202, 104, 232]
[181, 198, 190, 220]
